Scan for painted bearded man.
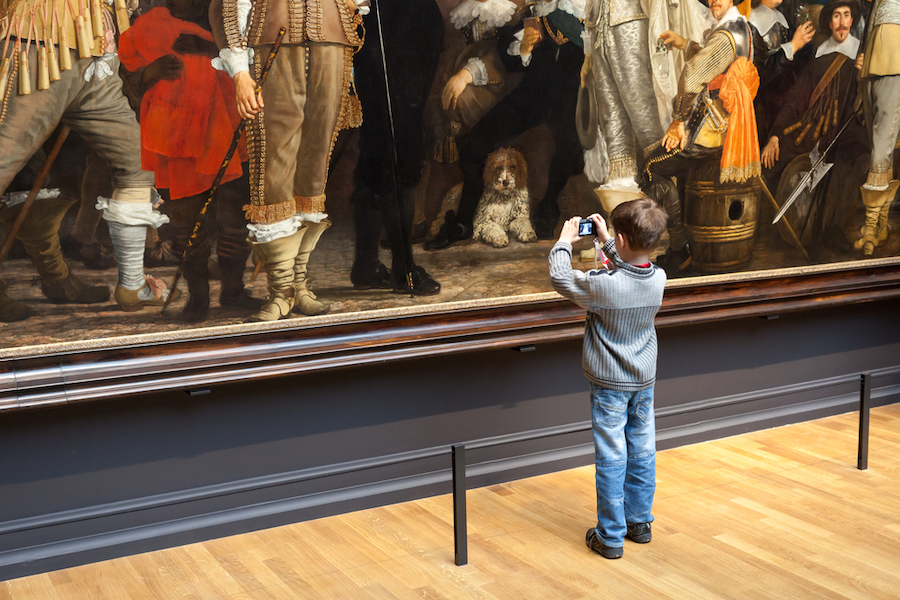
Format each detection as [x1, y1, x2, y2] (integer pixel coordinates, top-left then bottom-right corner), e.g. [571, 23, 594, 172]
[209, 0, 366, 321]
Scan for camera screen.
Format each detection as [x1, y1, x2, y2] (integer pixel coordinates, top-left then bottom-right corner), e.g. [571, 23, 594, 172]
[578, 220, 594, 237]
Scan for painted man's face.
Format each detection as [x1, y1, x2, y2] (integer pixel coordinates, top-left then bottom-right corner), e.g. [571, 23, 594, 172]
[829, 7, 854, 42]
[710, 0, 735, 21]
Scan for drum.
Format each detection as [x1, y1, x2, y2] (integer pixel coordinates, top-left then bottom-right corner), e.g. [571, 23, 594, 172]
[684, 158, 761, 273]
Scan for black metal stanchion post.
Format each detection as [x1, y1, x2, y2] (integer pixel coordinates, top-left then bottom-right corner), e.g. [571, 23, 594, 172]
[857, 373, 871, 470]
[452, 444, 467, 566]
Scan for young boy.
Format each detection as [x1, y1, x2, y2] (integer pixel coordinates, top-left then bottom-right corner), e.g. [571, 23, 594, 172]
[548, 198, 668, 559]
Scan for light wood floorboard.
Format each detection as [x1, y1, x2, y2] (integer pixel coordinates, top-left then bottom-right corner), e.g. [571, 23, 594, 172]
[3, 404, 899, 599]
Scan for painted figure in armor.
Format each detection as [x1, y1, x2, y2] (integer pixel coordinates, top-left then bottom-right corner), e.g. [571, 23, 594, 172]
[580, 0, 663, 195]
[857, 0, 900, 255]
[0, 0, 174, 323]
[641, 0, 760, 276]
[209, 0, 365, 321]
[435, 0, 521, 164]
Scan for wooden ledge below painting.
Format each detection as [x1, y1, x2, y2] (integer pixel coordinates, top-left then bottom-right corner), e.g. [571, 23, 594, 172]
[2, 258, 900, 413]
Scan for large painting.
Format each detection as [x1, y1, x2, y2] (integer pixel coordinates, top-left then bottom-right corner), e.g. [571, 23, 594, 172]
[1, 0, 899, 360]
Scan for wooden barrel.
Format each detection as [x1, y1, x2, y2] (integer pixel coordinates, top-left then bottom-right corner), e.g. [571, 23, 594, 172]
[684, 159, 760, 273]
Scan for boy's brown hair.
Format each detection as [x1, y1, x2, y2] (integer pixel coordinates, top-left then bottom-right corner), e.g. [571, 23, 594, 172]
[609, 198, 668, 252]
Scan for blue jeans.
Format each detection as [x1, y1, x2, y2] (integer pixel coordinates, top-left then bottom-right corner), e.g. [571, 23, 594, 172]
[590, 383, 656, 547]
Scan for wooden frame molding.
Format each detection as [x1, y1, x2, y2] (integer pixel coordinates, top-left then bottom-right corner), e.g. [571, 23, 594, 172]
[3, 260, 900, 413]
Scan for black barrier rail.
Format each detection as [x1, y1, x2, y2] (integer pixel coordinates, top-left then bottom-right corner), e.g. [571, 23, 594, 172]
[858, 373, 872, 470]
[452, 445, 467, 566]
[448, 422, 591, 566]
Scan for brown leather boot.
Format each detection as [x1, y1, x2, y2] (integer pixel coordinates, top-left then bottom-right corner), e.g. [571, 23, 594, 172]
[1, 196, 110, 304]
[292, 220, 330, 316]
[855, 182, 899, 256]
[248, 228, 305, 322]
[0, 280, 29, 322]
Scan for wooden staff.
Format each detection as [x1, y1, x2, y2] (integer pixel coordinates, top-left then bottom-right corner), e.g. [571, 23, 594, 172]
[163, 28, 287, 313]
[0, 126, 71, 269]
[757, 176, 811, 263]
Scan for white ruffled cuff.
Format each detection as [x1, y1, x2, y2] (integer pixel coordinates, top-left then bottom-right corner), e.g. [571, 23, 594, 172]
[247, 215, 305, 243]
[96, 197, 169, 228]
[464, 57, 489, 86]
[356, 0, 370, 15]
[508, 31, 532, 67]
[780, 42, 794, 61]
[213, 47, 252, 76]
[1, 188, 60, 208]
[299, 212, 329, 223]
[582, 30, 592, 54]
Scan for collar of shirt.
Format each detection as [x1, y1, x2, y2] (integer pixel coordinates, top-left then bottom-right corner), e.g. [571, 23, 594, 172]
[749, 4, 788, 36]
[450, 0, 517, 29]
[815, 34, 860, 59]
[716, 5, 745, 27]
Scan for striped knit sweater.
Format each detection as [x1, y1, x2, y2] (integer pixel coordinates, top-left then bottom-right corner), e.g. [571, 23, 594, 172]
[549, 239, 666, 391]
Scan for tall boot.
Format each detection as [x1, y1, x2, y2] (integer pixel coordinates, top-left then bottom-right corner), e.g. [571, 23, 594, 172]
[0, 280, 29, 322]
[386, 186, 440, 295]
[855, 181, 899, 256]
[292, 220, 330, 316]
[249, 228, 305, 322]
[649, 178, 691, 275]
[1, 196, 109, 303]
[350, 186, 391, 289]
[174, 227, 211, 323]
[217, 225, 263, 310]
[876, 181, 899, 246]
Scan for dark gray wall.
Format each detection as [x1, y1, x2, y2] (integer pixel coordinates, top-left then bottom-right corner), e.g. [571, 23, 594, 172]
[1, 298, 899, 580]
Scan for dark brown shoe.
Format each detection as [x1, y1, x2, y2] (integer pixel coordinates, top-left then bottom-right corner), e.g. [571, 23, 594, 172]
[626, 522, 652, 544]
[586, 528, 623, 559]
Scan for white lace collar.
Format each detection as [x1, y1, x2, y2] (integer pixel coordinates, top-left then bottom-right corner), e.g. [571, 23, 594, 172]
[531, 0, 585, 19]
[749, 4, 788, 36]
[450, 0, 517, 29]
[815, 34, 860, 59]
[557, 0, 586, 19]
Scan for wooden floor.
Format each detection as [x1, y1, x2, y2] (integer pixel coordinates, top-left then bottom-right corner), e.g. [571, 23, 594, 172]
[3, 405, 900, 600]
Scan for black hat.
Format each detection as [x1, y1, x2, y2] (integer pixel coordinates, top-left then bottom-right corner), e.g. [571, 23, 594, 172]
[818, 0, 860, 35]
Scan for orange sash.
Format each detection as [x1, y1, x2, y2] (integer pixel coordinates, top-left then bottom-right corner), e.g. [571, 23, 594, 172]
[718, 57, 761, 184]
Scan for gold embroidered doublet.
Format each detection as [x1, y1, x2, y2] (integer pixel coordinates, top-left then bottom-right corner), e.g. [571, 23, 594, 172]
[219, 0, 361, 49]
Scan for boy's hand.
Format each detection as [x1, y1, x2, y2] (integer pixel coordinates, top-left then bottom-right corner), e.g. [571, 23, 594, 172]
[588, 213, 611, 243]
[559, 216, 582, 245]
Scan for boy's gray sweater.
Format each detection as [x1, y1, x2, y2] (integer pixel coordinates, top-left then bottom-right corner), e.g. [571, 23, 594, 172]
[549, 238, 666, 391]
